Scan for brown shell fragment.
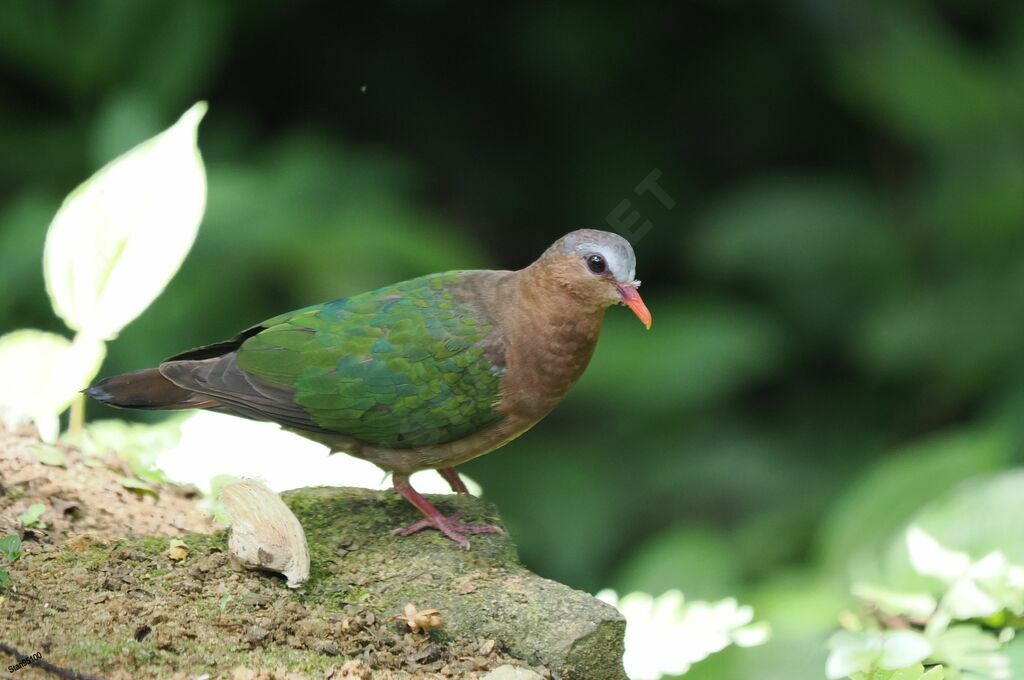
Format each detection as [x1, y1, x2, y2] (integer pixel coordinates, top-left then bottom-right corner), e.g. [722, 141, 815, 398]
[219, 480, 309, 588]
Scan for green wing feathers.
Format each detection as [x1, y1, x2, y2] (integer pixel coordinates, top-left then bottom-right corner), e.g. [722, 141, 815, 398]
[234, 272, 505, 448]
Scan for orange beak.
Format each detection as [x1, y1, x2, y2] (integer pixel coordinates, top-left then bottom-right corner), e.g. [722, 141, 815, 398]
[616, 284, 652, 330]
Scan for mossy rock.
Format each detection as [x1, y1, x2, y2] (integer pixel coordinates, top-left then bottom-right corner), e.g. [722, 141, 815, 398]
[0, 486, 626, 679]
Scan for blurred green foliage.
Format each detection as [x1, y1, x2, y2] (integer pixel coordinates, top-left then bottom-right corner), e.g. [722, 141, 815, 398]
[3, 2, 1024, 677]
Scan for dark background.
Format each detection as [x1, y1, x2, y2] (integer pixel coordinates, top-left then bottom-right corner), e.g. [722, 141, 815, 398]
[3, 2, 1024, 677]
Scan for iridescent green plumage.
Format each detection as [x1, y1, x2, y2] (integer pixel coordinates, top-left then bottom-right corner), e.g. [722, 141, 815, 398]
[234, 272, 504, 448]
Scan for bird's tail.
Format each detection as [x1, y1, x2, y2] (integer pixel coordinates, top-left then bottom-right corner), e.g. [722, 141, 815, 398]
[84, 368, 219, 411]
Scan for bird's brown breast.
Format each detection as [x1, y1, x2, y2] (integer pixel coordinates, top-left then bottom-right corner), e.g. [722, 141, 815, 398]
[460, 266, 605, 423]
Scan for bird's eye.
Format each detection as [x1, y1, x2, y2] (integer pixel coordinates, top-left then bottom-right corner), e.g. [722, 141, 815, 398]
[587, 254, 607, 274]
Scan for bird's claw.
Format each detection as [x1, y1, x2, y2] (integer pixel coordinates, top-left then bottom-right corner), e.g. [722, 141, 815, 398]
[394, 512, 502, 549]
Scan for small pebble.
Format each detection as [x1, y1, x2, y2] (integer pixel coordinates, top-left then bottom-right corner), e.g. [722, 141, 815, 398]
[245, 625, 269, 643]
[314, 640, 340, 656]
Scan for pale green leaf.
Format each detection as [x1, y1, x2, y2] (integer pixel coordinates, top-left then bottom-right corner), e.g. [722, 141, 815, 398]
[17, 502, 46, 528]
[853, 583, 937, 619]
[43, 102, 207, 340]
[0, 330, 70, 429]
[828, 631, 884, 679]
[0, 330, 104, 441]
[30, 443, 66, 467]
[887, 669, 921, 680]
[0, 534, 21, 561]
[874, 665, 945, 680]
[929, 625, 1008, 677]
[827, 631, 932, 679]
[887, 665, 930, 680]
[880, 631, 933, 670]
[944, 578, 1003, 620]
[117, 476, 158, 497]
[850, 663, 946, 678]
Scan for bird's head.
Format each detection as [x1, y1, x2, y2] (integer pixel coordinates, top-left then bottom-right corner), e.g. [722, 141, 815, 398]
[536, 229, 652, 329]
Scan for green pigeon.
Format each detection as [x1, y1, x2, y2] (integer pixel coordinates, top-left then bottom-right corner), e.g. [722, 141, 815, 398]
[87, 229, 651, 547]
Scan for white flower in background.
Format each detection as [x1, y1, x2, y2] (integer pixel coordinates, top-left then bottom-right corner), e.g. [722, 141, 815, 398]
[826, 629, 932, 679]
[596, 588, 770, 680]
[830, 527, 1021, 679]
[906, 527, 1024, 619]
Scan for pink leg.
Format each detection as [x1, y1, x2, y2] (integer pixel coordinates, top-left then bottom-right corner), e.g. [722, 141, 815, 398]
[392, 473, 501, 549]
[438, 467, 469, 494]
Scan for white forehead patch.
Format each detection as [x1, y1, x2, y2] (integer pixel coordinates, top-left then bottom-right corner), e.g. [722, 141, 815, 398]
[586, 244, 635, 283]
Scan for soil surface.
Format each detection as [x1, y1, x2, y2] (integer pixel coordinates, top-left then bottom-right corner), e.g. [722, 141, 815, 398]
[1, 535, 532, 679]
[0, 427, 215, 543]
[0, 428, 564, 679]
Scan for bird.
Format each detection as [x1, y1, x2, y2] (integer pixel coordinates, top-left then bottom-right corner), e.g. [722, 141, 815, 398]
[86, 229, 651, 547]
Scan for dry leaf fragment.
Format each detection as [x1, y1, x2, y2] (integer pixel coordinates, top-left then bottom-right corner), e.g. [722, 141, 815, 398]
[390, 602, 444, 633]
[167, 539, 189, 561]
[66, 534, 93, 552]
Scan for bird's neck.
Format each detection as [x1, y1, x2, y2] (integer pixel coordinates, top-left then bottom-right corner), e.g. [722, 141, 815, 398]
[490, 265, 607, 419]
[506, 261, 607, 333]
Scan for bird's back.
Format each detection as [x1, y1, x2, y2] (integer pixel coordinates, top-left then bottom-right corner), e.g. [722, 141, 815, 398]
[238, 272, 506, 446]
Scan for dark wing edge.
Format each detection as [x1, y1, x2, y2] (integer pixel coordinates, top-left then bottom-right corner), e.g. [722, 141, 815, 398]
[158, 325, 332, 434]
[164, 323, 265, 362]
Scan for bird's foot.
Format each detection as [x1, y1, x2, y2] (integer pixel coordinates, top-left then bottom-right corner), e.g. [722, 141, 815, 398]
[392, 473, 501, 549]
[394, 512, 502, 549]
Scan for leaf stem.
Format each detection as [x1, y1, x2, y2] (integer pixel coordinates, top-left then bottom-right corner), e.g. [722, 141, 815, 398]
[68, 392, 85, 439]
